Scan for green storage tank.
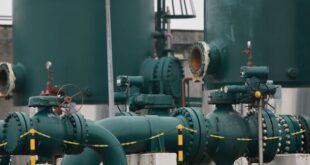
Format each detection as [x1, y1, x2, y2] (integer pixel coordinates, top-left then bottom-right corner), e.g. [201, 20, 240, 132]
[10, 0, 154, 105]
[190, 0, 310, 88]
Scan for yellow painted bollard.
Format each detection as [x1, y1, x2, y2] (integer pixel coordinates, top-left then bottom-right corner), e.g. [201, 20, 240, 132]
[29, 129, 36, 165]
[176, 124, 184, 165]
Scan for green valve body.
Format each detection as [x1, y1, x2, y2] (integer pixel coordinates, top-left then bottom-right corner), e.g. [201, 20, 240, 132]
[206, 104, 249, 165]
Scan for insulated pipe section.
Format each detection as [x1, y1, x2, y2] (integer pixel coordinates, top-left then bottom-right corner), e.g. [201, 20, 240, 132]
[0, 62, 25, 97]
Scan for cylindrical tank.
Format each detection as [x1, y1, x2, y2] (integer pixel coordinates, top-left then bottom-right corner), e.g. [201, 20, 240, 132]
[202, 0, 310, 88]
[12, 0, 154, 105]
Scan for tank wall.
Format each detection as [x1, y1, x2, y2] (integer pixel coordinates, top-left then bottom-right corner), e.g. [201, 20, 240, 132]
[12, 0, 154, 105]
[204, 0, 310, 88]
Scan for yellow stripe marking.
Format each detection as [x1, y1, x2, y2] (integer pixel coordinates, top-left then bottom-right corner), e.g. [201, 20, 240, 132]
[121, 141, 137, 146]
[209, 134, 225, 139]
[30, 155, 36, 165]
[264, 136, 280, 140]
[149, 132, 165, 139]
[176, 124, 184, 130]
[91, 144, 109, 148]
[35, 131, 51, 138]
[63, 140, 80, 145]
[178, 135, 183, 145]
[29, 129, 36, 135]
[20, 131, 30, 138]
[237, 138, 253, 141]
[178, 150, 184, 161]
[30, 139, 36, 150]
[0, 142, 7, 147]
[291, 129, 306, 136]
[183, 127, 197, 133]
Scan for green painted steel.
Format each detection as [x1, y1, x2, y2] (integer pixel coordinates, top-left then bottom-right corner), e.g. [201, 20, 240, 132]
[0, 96, 127, 165]
[62, 107, 211, 165]
[298, 115, 310, 152]
[86, 122, 127, 165]
[114, 56, 184, 112]
[2, 97, 310, 164]
[204, 0, 310, 88]
[0, 121, 5, 151]
[140, 57, 184, 103]
[12, 0, 154, 105]
[206, 104, 249, 165]
[61, 106, 310, 165]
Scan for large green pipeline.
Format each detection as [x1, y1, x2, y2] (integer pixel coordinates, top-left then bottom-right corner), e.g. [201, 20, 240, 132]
[0, 96, 128, 165]
[62, 115, 191, 164]
[62, 106, 310, 165]
[62, 107, 210, 165]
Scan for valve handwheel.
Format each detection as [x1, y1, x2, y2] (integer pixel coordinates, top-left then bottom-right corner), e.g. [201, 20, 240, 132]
[56, 84, 84, 114]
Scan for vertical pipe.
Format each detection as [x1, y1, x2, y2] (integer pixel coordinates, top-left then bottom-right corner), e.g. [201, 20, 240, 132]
[189, 0, 196, 16]
[258, 99, 264, 165]
[172, 0, 176, 15]
[179, 0, 184, 15]
[182, 77, 192, 107]
[105, 0, 115, 117]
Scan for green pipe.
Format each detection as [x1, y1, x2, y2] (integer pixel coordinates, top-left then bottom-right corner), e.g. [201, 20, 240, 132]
[62, 115, 190, 164]
[1, 107, 126, 164]
[63, 107, 211, 165]
[97, 115, 184, 152]
[87, 122, 127, 165]
[62, 122, 128, 165]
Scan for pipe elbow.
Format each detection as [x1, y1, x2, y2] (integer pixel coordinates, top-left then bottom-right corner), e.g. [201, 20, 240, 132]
[62, 122, 127, 165]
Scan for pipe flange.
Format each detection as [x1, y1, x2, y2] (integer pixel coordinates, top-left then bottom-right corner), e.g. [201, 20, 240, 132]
[189, 41, 210, 81]
[244, 109, 279, 162]
[3, 112, 31, 154]
[280, 115, 302, 153]
[0, 62, 16, 97]
[173, 107, 208, 164]
[62, 113, 88, 154]
[262, 109, 280, 162]
[298, 115, 310, 153]
[153, 57, 184, 100]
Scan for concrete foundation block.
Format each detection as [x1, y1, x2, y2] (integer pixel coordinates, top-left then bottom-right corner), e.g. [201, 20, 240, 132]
[127, 153, 177, 165]
[266, 154, 310, 165]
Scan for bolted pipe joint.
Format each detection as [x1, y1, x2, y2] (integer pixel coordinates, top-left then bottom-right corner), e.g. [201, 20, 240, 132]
[1, 95, 127, 165]
[1, 111, 87, 159]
